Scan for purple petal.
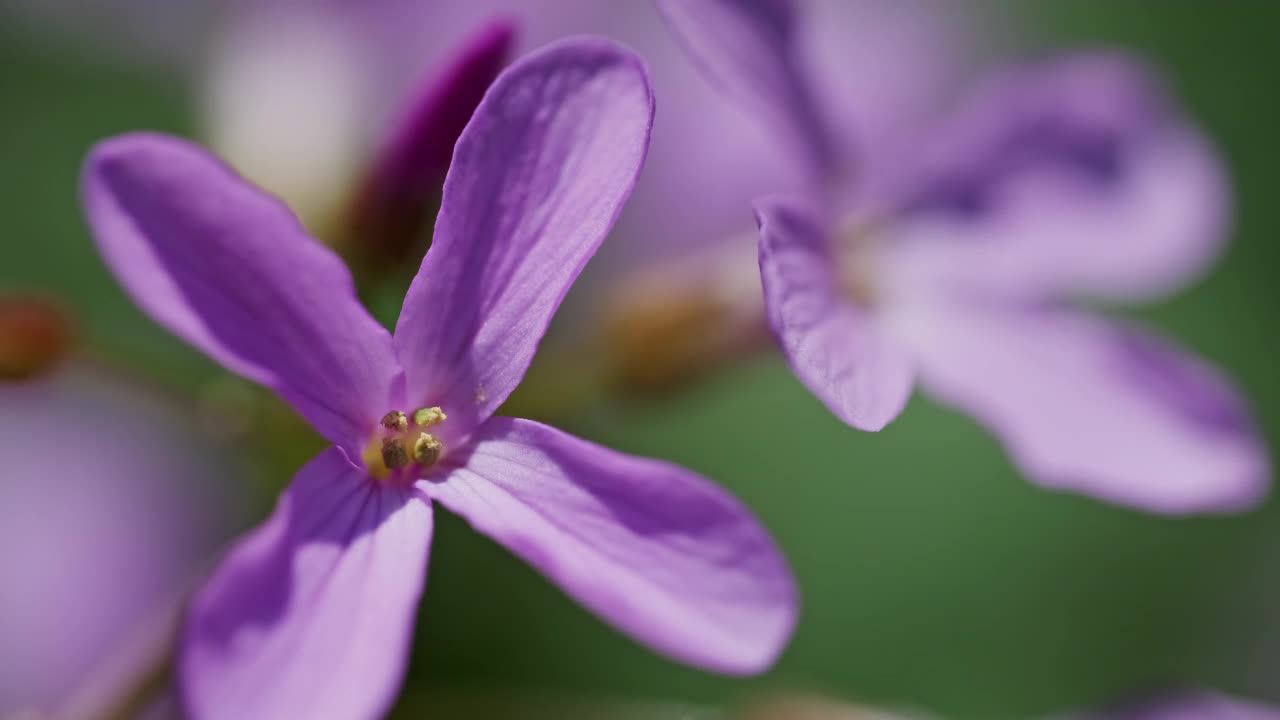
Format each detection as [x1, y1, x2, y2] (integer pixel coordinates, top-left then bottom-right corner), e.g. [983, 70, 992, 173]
[420, 417, 797, 675]
[889, 54, 1229, 302]
[81, 134, 402, 451]
[180, 448, 432, 720]
[654, 0, 834, 183]
[757, 199, 914, 431]
[896, 302, 1268, 514]
[344, 20, 516, 267]
[394, 38, 653, 436]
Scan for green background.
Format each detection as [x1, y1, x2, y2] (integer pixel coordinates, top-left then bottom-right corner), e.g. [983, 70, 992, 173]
[1, 2, 1278, 718]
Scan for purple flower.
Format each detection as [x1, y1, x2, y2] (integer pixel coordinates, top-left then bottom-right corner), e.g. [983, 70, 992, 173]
[659, 1, 1268, 513]
[81, 39, 796, 719]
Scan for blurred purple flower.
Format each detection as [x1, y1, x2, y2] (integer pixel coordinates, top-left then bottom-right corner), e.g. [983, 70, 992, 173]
[82, 39, 796, 719]
[660, 1, 1268, 513]
[0, 366, 244, 715]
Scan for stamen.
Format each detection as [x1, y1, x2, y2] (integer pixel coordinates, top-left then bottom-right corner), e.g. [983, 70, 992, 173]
[381, 437, 409, 469]
[412, 433, 443, 467]
[363, 406, 450, 480]
[411, 406, 447, 427]
[380, 410, 408, 431]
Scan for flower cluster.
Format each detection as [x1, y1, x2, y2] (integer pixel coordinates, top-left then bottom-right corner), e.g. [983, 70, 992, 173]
[30, 1, 1270, 718]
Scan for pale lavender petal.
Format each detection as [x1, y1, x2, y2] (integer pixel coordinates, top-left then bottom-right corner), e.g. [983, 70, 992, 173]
[803, 0, 975, 189]
[180, 448, 432, 720]
[889, 54, 1229, 302]
[82, 134, 402, 451]
[655, 0, 834, 183]
[893, 302, 1268, 513]
[344, 20, 515, 267]
[421, 418, 796, 675]
[395, 38, 653, 435]
[757, 199, 914, 431]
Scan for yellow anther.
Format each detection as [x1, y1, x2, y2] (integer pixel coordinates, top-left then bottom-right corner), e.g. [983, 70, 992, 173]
[380, 410, 408, 431]
[412, 432, 443, 467]
[365, 407, 448, 480]
[411, 406, 447, 427]
[381, 437, 410, 470]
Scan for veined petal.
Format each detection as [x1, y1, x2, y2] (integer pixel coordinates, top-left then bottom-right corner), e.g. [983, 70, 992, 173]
[890, 54, 1229, 303]
[421, 418, 797, 675]
[894, 302, 1268, 514]
[757, 199, 914, 431]
[394, 38, 653, 436]
[655, 0, 834, 184]
[81, 134, 402, 451]
[344, 20, 515, 267]
[180, 448, 432, 720]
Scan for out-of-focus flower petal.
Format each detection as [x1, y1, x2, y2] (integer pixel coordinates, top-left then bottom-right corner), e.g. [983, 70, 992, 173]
[655, 0, 833, 183]
[804, 0, 975, 186]
[421, 417, 797, 675]
[81, 134, 403, 452]
[344, 20, 516, 267]
[891, 302, 1268, 513]
[757, 199, 914, 431]
[180, 448, 432, 720]
[394, 38, 652, 437]
[890, 54, 1229, 302]
[0, 367, 242, 713]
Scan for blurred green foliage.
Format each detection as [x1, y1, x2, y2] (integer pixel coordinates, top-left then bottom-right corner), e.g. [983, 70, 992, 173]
[2, 2, 1278, 718]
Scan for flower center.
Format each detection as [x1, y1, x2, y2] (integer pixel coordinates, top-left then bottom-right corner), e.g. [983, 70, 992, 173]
[360, 406, 447, 480]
